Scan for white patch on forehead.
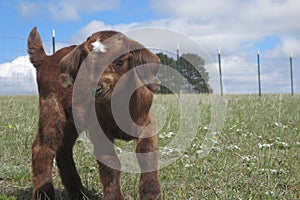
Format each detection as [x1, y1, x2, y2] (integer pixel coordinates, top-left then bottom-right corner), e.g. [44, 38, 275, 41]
[91, 40, 107, 53]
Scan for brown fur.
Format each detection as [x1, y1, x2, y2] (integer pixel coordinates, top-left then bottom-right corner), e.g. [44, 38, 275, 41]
[28, 27, 161, 200]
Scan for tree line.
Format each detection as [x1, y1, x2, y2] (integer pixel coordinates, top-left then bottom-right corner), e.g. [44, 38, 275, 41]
[156, 53, 212, 94]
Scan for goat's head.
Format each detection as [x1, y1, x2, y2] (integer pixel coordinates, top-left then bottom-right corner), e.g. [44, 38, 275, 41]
[59, 31, 160, 103]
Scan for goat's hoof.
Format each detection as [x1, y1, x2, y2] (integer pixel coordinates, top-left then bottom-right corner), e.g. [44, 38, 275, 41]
[34, 182, 55, 200]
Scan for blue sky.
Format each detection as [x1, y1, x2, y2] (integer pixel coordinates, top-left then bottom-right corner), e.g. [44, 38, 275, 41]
[1, 0, 299, 56]
[0, 0, 300, 94]
[0, 1, 160, 45]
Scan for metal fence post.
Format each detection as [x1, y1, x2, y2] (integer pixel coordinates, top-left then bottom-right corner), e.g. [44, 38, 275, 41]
[257, 50, 261, 96]
[290, 53, 294, 96]
[218, 48, 223, 96]
[52, 29, 56, 53]
[177, 43, 180, 98]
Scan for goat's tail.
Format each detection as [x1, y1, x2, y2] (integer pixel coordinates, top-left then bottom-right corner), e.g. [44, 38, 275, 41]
[27, 27, 46, 68]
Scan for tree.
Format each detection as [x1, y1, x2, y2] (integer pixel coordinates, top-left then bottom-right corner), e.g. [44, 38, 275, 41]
[156, 53, 212, 94]
[179, 53, 211, 93]
[155, 53, 177, 94]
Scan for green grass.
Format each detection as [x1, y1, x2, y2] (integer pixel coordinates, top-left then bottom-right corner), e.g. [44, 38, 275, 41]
[1, 94, 300, 199]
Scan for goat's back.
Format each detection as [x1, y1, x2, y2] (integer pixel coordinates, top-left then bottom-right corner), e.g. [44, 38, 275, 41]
[34, 46, 76, 99]
[27, 28, 77, 105]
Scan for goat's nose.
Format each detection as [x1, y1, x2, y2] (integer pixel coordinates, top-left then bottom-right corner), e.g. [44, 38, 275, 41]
[96, 84, 103, 93]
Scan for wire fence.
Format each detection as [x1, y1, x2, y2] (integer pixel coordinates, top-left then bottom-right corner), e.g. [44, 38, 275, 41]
[0, 37, 299, 95]
[218, 53, 300, 95]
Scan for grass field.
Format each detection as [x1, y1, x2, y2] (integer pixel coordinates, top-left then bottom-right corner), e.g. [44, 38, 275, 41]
[0, 94, 300, 199]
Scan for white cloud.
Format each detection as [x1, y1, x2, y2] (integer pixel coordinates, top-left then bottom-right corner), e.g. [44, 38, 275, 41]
[71, 16, 300, 94]
[11, 0, 300, 94]
[47, 0, 121, 21]
[72, 19, 229, 54]
[149, 0, 300, 56]
[48, 1, 79, 21]
[150, 0, 300, 33]
[266, 37, 300, 57]
[72, 20, 139, 42]
[0, 56, 37, 95]
[18, 1, 40, 18]
[18, 0, 120, 21]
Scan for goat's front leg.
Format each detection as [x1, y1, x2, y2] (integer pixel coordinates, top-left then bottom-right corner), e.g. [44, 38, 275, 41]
[88, 126, 124, 200]
[97, 154, 124, 200]
[136, 135, 161, 200]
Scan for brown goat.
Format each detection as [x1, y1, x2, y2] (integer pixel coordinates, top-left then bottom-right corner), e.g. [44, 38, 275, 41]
[28, 27, 161, 200]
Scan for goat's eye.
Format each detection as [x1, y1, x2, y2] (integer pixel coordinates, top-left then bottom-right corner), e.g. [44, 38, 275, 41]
[115, 59, 125, 69]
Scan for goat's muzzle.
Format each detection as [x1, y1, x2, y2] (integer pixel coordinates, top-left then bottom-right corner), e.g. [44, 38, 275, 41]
[95, 82, 113, 103]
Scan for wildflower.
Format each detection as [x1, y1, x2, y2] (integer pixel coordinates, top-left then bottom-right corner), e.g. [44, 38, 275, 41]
[274, 122, 288, 129]
[270, 169, 278, 174]
[242, 156, 251, 162]
[184, 164, 193, 168]
[160, 147, 181, 157]
[115, 147, 122, 154]
[159, 131, 176, 139]
[278, 141, 288, 147]
[211, 135, 218, 141]
[236, 128, 242, 132]
[265, 191, 274, 195]
[275, 141, 289, 149]
[227, 145, 241, 151]
[8, 124, 13, 129]
[258, 143, 273, 149]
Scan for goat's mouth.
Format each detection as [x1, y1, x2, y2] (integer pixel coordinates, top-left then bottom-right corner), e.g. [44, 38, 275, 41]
[95, 85, 112, 103]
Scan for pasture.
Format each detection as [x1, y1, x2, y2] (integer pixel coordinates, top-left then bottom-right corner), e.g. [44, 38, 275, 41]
[0, 94, 300, 199]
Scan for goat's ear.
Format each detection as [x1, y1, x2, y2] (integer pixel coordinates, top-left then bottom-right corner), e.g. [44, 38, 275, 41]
[59, 43, 89, 88]
[129, 46, 160, 92]
[58, 33, 122, 88]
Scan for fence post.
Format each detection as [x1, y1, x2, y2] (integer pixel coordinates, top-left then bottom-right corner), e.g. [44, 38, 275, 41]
[52, 29, 56, 53]
[257, 49, 262, 96]
[290, 53, 294, 96]
[218, 48, 223, 96]
[176, 43, 180, 98]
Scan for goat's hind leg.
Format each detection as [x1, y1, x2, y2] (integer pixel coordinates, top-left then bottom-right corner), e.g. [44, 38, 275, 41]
[56, 123, 85, 200]
[32, 137, 56, 200]
[32, 96, 66, 200]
